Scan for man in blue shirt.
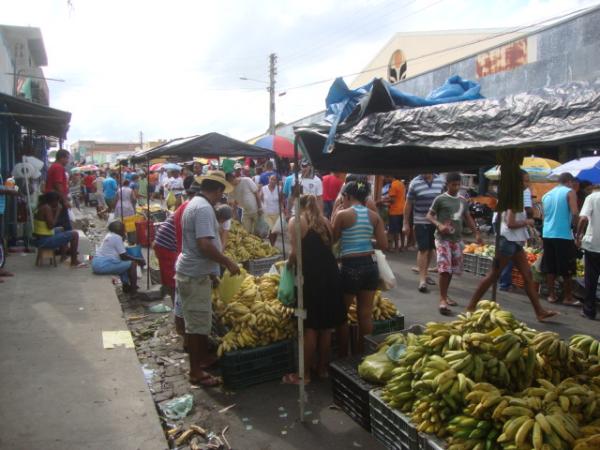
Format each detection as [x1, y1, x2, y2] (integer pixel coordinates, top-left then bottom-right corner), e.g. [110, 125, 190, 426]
[103, 172, 119, 211]
[259, 160, 276, 186]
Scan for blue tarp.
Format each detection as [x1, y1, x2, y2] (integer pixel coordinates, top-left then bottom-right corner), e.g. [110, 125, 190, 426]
[322, 76, 483, 154]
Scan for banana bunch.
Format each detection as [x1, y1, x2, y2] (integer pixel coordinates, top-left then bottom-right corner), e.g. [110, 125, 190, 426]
[534, 378, 599, 419]
[574, 434, 600, 450]
[446, 415, 501, 450]
[224, 221, 279, 262]
[256, 273, 280, 301]
[571, 334, 600, 363]
[347, 291, 398, 322]
[532, 332, 588, 381]
[411, 392, 459, 437]
[376, 331, 419, 352]
[229, 275, 261, 306]
[381, 365, 415, 412]
[456, 300, 522, 333]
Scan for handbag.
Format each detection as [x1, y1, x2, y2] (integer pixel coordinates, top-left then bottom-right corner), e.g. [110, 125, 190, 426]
[375, 250, 396, 291]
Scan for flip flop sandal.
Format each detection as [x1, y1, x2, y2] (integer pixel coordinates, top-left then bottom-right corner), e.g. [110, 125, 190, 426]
[439, 305, 452, 316]
[71, 262, 88, 269]
[282, 373, 310, 385]
[446, 298, 458, 306]
[418, 283, 428, 293]
[563, 301, 582, 307]
[426, 277, 436, 285]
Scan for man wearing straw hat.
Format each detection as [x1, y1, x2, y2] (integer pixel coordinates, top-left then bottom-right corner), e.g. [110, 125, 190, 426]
[175, 170, 240, 386]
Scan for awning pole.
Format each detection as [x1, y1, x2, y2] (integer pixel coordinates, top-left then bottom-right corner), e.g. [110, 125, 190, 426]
[119, 163, 124, 224]
[146, 158, 151, 290]
[293, 140, 306, 422]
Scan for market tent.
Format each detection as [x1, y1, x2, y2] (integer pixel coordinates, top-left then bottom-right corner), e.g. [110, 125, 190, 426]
[295, 78, 600, 174]
[130, 132, 275, 163]
[0, 92, 71, 139]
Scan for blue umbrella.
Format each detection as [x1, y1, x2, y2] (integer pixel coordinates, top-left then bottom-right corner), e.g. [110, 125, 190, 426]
[162, 163, 182, 171]
[550, 156, 600, 183]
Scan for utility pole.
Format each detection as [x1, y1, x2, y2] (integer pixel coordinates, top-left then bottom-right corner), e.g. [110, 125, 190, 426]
[268, 53, 277, 135]
[139, 131, 143, 149]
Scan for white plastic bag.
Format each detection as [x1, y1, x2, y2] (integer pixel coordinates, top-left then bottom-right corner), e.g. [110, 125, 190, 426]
[375, 250, 396, 291]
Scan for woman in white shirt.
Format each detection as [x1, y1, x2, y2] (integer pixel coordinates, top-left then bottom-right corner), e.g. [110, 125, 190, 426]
[467, 207, 557, 322]
[260, 175, 283, 245]
[114, 180, 136, 218]
[92, 221, 144, 293]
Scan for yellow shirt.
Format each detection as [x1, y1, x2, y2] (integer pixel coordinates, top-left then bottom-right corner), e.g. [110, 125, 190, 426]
[34, 218, 53, 236]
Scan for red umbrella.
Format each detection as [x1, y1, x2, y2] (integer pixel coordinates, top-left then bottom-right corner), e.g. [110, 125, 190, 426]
[149, 163, 163, 171]
[254, 135, 294, 158]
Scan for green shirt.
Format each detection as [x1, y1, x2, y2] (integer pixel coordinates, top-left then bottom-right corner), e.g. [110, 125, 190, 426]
[430, 193, 468, 242]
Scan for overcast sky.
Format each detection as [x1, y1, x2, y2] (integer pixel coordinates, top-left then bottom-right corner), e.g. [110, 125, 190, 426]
[2, 0, 598, 145]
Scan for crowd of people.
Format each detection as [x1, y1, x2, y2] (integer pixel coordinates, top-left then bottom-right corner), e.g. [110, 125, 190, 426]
[3, 149, 600, 390]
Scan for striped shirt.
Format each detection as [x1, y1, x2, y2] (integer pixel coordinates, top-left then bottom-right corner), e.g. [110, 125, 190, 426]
[340, 205, 374, 256]
[407, 175, 445, 225]
[154, 214, 177, 252]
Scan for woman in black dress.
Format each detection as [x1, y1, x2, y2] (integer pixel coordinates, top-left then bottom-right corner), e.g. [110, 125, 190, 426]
[283, 194, 346, 384]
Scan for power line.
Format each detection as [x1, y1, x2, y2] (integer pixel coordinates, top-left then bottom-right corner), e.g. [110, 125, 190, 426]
[279, 3, 598, 93]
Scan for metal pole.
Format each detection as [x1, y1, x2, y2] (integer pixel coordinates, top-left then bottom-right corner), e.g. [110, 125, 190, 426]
[146, 157, 151, 290]
[293, 139, 306, 421]
[268, 53, 277, 136]
[119, 163, 124, 223]
[491, 213, 501, 302]
[274, 157, 286, 258]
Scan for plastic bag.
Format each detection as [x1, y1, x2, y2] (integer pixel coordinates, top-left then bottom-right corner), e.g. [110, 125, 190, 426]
[254, 214, 269, 238]
[218, 267, 246, 303]
[375, 249, 396, 291]
[357, 351, 395, 384]
[148, 303, 172, 313]
[166, 190, 176, 209]
[277, 264, 296, 306]
[271, 215, 286, 235]
[160, 394, 193, 420]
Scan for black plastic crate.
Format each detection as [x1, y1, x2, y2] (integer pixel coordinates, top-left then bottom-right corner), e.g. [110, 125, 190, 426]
[372, 314, 405, 335]
[220, 340, 294, 389]
[463, 253, 478, 274]
[330, 355, 376, 431]
[364, 324, 424, 355]
[370, 389, 420, 450]
[477, 256, 493, 277]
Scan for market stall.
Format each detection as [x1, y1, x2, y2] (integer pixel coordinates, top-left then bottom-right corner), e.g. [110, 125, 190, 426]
[293, 77, 600, 449]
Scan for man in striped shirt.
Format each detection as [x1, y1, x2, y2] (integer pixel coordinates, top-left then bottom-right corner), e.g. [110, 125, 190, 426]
[403, 173, 445, 293]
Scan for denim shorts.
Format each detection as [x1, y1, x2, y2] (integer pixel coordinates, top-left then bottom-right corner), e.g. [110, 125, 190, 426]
[341, 255, 379, 295]
[35, 231, 74, 249]
[498, 236, 524, 257]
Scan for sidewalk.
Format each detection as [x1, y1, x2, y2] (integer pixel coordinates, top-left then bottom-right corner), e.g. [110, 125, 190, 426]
[0, 253, 166, 450]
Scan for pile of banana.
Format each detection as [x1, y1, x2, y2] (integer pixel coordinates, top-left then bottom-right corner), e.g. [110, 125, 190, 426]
[224, 221, 279, 262]
[347, 291, 398, 323]
[215, 273, 295, 357]
[371, 300, 600, 449]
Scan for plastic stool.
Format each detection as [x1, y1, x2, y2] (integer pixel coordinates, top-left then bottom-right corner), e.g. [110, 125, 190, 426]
[36, 248, 57, 267]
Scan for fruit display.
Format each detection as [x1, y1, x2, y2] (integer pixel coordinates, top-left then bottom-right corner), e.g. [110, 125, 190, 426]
[372, 300, 600, 449]
[347, 290, 398, 322]
[214, 272, 295, 356]
[464, 244, 495, 257]
[224, 220, 279, 262]
[577, 258, 585, 278]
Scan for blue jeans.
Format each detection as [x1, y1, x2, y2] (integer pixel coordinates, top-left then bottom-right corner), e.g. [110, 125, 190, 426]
[499, 261, 513, 289]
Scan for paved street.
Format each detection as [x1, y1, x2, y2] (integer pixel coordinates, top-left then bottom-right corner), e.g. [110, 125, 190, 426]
[0, 253, 165, 450]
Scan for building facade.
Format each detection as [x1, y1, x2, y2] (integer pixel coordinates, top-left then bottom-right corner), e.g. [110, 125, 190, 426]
[70, 140, 167, 164]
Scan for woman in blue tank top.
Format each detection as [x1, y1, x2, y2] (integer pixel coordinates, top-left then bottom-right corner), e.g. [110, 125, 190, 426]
[332, 181, 388, 355]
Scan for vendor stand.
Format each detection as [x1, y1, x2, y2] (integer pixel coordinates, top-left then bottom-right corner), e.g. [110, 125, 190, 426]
[293, 76, 600, 448]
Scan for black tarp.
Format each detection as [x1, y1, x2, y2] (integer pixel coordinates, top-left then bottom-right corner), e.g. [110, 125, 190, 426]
[295, 78, 600, 174]
[129, 132, 275, 162]
[0, 92, 71, 139]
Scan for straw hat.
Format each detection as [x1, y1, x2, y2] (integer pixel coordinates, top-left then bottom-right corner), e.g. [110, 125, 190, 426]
[195, 170, 234, 193]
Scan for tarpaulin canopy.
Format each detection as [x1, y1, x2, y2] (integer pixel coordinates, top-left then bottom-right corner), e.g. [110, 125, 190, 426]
[129, 132, 276, 163]
[0, 92, 71, 139]
[295, 78, 600, 174]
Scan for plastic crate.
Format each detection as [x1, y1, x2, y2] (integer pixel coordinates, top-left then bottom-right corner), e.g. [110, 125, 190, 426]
[220, 340, 294, 389]
[243, 255, 282, 276]
[364, 325, 425, 355]
[330, 355, 376, 431]
[511, 267, 525, 289]
[419, 434, 446, 450]
[463, 253, 478, 274]
[477, 256, 494, 277]
[373, 314, 405, 335]
[369, 389, 420, 450]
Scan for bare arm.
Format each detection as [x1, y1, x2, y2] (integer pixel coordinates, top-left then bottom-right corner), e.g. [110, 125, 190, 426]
[463, 208, 482, 244]
[42, 204, 61, 229]
[316, 195, 323, 213]
[403, 199, 413, 233]
[197, 237, 240, 275]
[576, 216, 588, 247]
[505, 209, 534, 229]
[568, 190, 579, 227]
[331, 209, 346, 243]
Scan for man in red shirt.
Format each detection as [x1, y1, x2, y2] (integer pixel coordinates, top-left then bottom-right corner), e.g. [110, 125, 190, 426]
[83, 172, 96, 206]
[45, 149, 72, 230]
[322, 172, 343, 219]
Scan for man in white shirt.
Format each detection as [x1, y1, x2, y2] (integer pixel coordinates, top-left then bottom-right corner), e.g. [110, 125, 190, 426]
[225, 172, 263, 233]
[287, 161, 323, 217]
[576, 184, 600, 320]
[261, 175, 283, 245]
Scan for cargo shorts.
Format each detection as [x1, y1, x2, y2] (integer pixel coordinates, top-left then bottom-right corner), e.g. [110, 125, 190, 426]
[175, 273, 212, 335]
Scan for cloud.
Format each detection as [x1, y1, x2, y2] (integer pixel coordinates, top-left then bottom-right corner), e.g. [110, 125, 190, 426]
[2, 0, 597, 145]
